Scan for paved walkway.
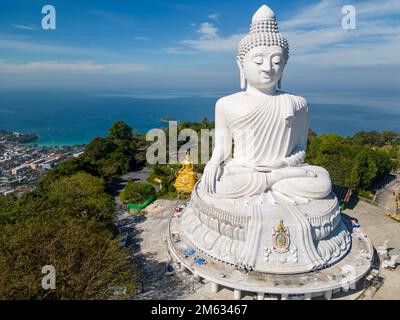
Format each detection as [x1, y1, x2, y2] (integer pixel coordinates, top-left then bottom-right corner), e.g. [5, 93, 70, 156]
[374, 173, 399, 213]
[344, 198, 400, 299]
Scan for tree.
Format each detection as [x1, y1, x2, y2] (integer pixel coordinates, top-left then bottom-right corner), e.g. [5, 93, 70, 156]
[84, 137, 116, 162]
[354, 150, 378, 189]
[120, 181, 155, 204]
[46, 172, 115, 224]
[307, 132, 395, 190]
[0, 214, 138, 299]
[40, 157, 98, 190]
[382, 131, 399, 145]
[350, 131, 383, 147]
[108, 120, 133, 142]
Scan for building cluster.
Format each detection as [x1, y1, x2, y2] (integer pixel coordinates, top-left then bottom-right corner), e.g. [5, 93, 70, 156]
[0, 136, 84, 196]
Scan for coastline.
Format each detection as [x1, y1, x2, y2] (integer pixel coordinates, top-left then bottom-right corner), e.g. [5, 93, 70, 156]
[1, 92, 399, 147]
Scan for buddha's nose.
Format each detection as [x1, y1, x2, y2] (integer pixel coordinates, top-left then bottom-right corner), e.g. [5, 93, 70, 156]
[261, 60, 272, 72]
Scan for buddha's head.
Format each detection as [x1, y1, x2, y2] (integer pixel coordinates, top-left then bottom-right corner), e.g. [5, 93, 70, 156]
[237, 5, 289, 91]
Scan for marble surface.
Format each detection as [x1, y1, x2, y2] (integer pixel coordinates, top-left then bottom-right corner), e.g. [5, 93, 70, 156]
[169, 207, 373, 297]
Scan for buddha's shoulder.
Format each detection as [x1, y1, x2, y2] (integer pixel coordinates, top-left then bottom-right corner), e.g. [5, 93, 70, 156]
[216, 92, 246, 107]
[277, 91, 308, 111]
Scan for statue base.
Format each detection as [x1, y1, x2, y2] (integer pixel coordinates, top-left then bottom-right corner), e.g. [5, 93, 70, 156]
[167, 183, 373, 299]
[180, 182, 354, 274]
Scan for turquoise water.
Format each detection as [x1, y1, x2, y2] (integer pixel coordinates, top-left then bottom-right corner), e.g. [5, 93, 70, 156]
[0, 90, 399, 146]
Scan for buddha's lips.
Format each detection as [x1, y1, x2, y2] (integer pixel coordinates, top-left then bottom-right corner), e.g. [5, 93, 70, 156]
[261, 71, 273, 79]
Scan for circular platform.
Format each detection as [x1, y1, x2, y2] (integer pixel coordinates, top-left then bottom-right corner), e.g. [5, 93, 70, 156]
[167, 206, 374, 300]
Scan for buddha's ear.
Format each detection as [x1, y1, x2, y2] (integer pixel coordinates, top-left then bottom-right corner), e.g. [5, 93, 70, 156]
[236, 56, 246, 90]
[278, 74, 283, 89]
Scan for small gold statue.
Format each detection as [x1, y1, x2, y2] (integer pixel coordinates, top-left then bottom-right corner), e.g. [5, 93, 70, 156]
[174, 150, 197, 193]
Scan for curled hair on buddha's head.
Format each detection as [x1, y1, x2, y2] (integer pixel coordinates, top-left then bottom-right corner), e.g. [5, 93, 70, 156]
[237, 4, 289, 67]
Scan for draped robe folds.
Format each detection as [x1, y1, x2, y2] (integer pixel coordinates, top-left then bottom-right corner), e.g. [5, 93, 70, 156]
[213, 91, 332, 200]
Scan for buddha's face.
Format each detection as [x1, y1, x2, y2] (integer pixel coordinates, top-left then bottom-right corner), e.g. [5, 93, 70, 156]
[240, 46, 287, 90]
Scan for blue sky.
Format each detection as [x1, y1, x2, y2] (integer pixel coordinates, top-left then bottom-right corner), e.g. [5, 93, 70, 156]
[0, 0, 399, 102]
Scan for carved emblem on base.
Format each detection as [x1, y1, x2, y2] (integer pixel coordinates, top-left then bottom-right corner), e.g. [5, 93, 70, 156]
[272, 219, 290, 253]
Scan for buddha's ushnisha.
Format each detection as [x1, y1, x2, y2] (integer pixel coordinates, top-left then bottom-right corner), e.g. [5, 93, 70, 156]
[201, 5, 332, 204]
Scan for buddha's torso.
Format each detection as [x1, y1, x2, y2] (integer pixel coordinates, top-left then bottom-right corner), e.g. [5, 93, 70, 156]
[218, 91, 309, 168]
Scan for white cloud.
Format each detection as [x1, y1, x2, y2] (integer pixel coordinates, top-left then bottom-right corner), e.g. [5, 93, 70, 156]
[0, 38, 87, 54]
[11, 24, 38, 31]
[182, 33, 244, 53]
[281, 0, 400, 66]
[279, 0, 340, 30]
[291, 35, 400, 66]
[208, 13, 220, 21]
[0, 60, 150, 74]
[198, 22, 218, 39]
[133, 36, 149, 41]
[178, 0, 400, 66]
[0, 37, 134, 60]
[356, 0, 400, 16]
[162, 47, 196, 55]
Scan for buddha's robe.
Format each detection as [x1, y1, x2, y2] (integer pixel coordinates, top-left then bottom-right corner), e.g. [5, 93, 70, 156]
[212, 91, 332, 200]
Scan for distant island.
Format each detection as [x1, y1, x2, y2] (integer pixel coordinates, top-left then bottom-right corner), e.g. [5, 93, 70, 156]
[160, 116, 177, 123]
[0, 129, 38, 144]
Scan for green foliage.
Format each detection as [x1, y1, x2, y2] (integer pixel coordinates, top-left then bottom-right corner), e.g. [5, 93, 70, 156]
[120, 181, 155, 204]
[349, 130, 399, 147]
[108, 120, 134, 142]
[0, 214, 138, 300]
[84, 137, 116, 161]
[46, 172, 115, 223]
[357, 189, 374, 200]
[0, 170, 138, 299]
[382, 131, 399, 145]
[307, 132, 396, 190]
[1, 173, 116, 229]
[40, 157, 97, 190]
[147, 163, 179, 196]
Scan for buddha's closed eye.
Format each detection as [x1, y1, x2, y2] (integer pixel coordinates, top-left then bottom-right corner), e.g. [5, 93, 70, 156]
[272, 56, 281, 64]
[253, 56, 263, 65]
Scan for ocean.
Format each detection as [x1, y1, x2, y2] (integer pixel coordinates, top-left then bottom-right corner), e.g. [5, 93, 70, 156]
[0, 89, 399, 146]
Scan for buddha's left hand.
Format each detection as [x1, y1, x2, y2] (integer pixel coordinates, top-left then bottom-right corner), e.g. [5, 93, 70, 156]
[267, 159, 290, 169]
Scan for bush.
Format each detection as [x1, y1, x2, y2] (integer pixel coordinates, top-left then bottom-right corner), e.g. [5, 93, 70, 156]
[357, 190, 374, 200]
[120, 181, 155, 204]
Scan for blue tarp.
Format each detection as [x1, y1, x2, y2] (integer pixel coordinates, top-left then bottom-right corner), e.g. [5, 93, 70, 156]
[195, 257, 206, 265]
[184, 248, 195, 256]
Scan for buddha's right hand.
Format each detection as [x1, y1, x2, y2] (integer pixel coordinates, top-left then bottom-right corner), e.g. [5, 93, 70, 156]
[202, 162, 222, 194]
[267, 167, 317, 186]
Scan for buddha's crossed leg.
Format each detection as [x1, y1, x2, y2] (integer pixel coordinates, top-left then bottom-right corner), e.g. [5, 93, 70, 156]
[212, 164, 331, 201]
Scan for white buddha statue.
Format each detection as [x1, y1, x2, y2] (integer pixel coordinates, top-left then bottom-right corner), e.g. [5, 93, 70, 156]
[201, 4, 331, 205]
[179, 5, 351, 275]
